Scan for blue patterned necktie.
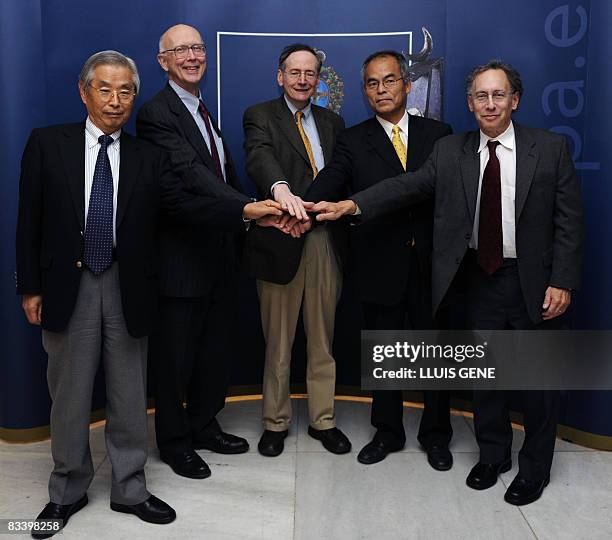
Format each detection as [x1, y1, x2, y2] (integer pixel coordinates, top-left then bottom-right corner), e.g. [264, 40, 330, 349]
[84, 134, 114, 275]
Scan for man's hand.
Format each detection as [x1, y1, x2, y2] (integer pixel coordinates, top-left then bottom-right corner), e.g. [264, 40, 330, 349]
[22, 294, 42, 325]
[281, 217, 312, 238]
[312, 200, 357, 221]
[542, 286, 571, 320]
[243, 200, 283, 220]
[273, 184, 310, 221]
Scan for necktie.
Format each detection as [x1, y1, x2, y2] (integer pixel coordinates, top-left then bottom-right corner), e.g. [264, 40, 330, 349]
[391, 125, 407, 171]
[295, 111, 318, 177]
[84, 134, 114, 275]
[197, 100, 225, 181]
[477, 140, 503, 275]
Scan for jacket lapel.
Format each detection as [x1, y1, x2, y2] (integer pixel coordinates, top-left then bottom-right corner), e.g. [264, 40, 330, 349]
[365, 118, 405, 175]
[459, 131, 481, 224]
[275, 97, 310, 167]
[514, 124, 537, 222]
[116, 132, 140, 229]
[59, 123, 86, 231]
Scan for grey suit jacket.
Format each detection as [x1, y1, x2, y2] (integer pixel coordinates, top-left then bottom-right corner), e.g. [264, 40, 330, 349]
[352, 123, 584, 323]
[242, 96, 345, 284]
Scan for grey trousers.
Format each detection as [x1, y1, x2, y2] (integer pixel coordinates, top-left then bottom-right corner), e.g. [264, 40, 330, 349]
[42, 264, 150, 505]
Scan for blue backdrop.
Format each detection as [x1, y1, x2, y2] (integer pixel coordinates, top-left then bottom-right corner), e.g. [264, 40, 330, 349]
[1, 0, 610, 441]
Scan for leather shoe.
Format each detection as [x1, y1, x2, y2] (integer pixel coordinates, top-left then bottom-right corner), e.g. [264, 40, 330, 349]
[160, 449, 211, 479]
[258, 430, 288, 457]
[357, 438, 404, 465]
[504, 474, 550, 506]
[193, 431, 249, 454]
[31, 495, 88, 539]
[307, 426, 351, 454]
[426, 445, 453, 471]
[466, 458, 512, 490]
[110, 494, 176, 524]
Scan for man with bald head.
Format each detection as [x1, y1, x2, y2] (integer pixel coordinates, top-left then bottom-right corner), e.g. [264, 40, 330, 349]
[137, 24, 257, 479]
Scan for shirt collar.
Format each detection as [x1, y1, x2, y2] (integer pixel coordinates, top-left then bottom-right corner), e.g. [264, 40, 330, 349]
[85, 117, 121, 149]
[478, 121, 515, 153]
[376, 110, 410, 138]
[169, 79, 202, 115]
[284, 94, 312, 120]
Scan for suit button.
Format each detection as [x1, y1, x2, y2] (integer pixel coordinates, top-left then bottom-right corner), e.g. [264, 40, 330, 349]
[76, 261, 83, 269]
[465, 233, 471, 240]
[455, 257, 461, 265]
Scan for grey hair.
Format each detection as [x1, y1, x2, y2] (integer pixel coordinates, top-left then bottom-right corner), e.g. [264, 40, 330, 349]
[79, 50, 140, 94]
[361, 50, 410, 83]
[465, 59, 523, 97]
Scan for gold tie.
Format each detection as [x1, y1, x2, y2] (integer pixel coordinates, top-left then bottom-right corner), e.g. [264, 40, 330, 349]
[295, 111, 318, 177]
[392, 125, 407, 171]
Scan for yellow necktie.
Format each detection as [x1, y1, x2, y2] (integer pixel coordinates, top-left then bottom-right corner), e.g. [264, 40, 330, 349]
[392, 125, 407, 171]
[295, 111, 318, 177]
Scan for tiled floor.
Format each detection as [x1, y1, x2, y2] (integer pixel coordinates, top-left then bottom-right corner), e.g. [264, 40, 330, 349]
[1, 398, 610, 539]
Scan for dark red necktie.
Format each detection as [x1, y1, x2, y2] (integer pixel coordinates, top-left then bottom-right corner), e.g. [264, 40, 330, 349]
[197, 100, 224, 181]
[477, 140, 503, 275]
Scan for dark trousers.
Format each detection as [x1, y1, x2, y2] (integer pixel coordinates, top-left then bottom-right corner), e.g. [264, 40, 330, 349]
[150, 276, 236, 455]
[363, 248, 452, 449]
[466, 252, 561, 481]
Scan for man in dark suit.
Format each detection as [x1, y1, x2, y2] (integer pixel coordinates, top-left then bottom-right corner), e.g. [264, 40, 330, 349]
[313, 60, 584, 505]
[305, 50, 454, 470]
[242, 43, 351, 457]
[136, 24, 282, 479]
[16, 51, 176, 538]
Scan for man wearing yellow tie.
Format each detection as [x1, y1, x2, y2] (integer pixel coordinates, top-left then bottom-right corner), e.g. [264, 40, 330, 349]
[242, 44, 350, 457]
[305, 51, 454, 469]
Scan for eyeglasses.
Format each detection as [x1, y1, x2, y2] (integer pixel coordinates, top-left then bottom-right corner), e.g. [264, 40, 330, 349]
[160, 44, 206, 59]
[89, 84, 136, 103]
[470, 91, 514, 104]
[282, 69, 318, 82]
[365, 77, 404, 91]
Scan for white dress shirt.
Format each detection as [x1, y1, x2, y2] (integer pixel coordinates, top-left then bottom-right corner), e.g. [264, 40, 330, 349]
[376, 110, 410, 149]
[470, 121, 517, 258]
[169, 79, 227, 182]
[84, 117, 121, 246]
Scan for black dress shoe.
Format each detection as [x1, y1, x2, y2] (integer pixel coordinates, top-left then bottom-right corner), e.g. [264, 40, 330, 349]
[160, 449, 211, 479]
[466, 458, 512, 490]
[504, 474, 550, 505]
[307, 426, 351, 454]
[193, 431, 249, 454]
[426, 445, 453, 471]
[258, 430, 288, 457]
[110, 494, 176, 524]
[357, 438, 404, 465]
[31, 494, 88, 539]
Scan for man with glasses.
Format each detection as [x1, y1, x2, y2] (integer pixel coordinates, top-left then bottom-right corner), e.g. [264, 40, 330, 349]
[242, 43, 351, 457]
[304, 50, 454, 470]
[136, 24, 281, 479]
[312, 60, 584, 505]
[17, 50, 176, 538]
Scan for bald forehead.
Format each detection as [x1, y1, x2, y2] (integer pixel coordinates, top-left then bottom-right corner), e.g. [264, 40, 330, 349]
[159, 24, 203, 51]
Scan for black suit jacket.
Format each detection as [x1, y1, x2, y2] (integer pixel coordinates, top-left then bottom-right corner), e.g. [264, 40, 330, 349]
[306, 115, 452, 305]
[16, 123, 168, 337]
[352, 124, 584, 323]
[136, 84, 251, 297]
[242, 96, 345, 284]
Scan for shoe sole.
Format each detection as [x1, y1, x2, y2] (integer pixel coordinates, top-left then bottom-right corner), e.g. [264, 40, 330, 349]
[307, 429, 351, 455]
[466, 459, 512, 490]
[110, 502, 176, 524]
[504, 477, 550, 506]
[193, 443, 250, 455]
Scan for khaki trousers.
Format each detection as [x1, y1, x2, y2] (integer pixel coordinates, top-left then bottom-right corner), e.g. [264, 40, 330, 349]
[258, 227, 342, 431]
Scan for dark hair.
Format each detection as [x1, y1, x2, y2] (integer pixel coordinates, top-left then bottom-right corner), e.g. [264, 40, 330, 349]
[278, 43, 322, 73]
[465, 59, 523, 97]
[361, 50, 409, 83]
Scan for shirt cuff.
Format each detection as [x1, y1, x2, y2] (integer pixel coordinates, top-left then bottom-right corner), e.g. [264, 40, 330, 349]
[270, 180, 290, 197]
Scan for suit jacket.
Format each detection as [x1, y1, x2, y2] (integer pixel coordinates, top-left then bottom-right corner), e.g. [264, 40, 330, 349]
[242, 96, 345, 284]
[136, 83, 251, 297]
[352, 123, 584, 323]
[16, 123, 167, 337]
[306, 115, 452, 306]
